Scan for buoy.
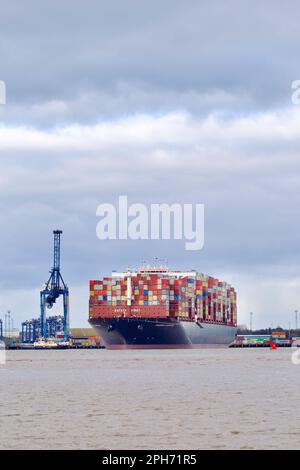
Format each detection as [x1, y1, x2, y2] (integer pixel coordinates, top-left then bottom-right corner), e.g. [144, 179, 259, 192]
[270, 340, 277, 350]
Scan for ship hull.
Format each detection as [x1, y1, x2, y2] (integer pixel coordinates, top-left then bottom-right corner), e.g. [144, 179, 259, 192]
[89, 317, 237, 350]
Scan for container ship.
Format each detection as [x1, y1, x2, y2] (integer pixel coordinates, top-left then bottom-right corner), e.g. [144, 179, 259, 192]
[89, 266, 237, 349]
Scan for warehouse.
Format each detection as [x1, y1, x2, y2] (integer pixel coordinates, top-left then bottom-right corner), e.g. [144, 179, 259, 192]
[70, 327, 102, 347]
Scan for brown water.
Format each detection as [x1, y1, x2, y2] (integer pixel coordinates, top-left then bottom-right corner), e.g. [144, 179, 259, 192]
[0, 348, 300, 449]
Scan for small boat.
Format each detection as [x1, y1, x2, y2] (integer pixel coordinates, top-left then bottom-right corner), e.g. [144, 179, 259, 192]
[33, 338, 58, 349]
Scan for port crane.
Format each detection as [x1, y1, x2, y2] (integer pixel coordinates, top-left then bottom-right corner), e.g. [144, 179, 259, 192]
[40, 230, 69, 340]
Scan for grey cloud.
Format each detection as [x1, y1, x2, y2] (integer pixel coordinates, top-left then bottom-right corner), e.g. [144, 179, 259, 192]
[1, 1, 300, 328]
[0, 109, 299, 329]
[1, 0, 299, 126]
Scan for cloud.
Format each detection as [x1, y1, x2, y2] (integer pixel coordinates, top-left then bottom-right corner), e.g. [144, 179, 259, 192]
[1, 1, 300, 328]
[1, 0, 299, 126]
[0, 108, 300, 327]
[1, 107, 300, 151]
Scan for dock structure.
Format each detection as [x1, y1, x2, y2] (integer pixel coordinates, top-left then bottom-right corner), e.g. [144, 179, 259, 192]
[21, 318, 40, 343]
[12, 326, 104, 349]
[229, 342, 291, 348]
[21, 316, 65, 343]
[229, 334, 292, 348]
[6, 343, 104, 350]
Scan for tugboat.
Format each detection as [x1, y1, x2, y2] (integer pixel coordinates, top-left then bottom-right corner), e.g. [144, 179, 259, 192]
[33, 338, 58, 349]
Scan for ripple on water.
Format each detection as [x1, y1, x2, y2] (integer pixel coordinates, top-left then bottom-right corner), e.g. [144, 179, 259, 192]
[0, 349, 299, 450]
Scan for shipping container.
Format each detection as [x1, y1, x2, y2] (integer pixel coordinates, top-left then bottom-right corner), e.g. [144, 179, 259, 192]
[89, 269, 237, 327]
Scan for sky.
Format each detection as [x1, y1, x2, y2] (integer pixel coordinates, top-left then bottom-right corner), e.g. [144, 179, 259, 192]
[0, 0, 300, 329]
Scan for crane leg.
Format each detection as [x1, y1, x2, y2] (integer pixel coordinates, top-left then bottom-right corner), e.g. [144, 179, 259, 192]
[63, 291, 69, 341]
[40, 291, 47, 339]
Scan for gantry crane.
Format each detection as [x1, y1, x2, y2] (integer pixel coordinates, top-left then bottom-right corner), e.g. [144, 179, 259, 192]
[40, 230, 69, 340]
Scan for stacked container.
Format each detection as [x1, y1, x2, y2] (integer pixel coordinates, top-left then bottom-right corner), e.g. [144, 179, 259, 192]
[90, 278, 128, 306]
[89, 270, 237, 326]
[131, 273, 170, 307]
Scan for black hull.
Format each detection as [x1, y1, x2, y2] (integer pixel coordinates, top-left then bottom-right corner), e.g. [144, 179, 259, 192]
[89, 317, 237, 350]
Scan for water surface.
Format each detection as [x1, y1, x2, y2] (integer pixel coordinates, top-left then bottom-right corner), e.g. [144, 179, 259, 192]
[0, 348, 299, 449]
